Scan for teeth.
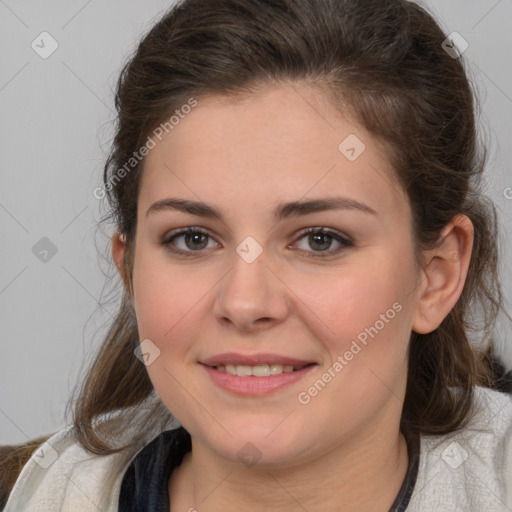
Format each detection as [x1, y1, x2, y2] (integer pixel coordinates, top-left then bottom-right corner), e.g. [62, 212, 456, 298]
[217, 364, 300, 377]
[252, 365, 270, 377]
[236, 365, 252, 377]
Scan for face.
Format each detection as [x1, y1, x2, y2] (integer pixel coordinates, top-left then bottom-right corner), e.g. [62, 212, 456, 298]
[125, 83, 424, 467]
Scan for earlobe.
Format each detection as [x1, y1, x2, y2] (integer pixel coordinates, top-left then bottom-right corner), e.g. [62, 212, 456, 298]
[412, 215, 474, 334]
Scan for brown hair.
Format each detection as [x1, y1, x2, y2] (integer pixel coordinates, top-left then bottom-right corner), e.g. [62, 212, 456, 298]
[2, 0, 510, 500]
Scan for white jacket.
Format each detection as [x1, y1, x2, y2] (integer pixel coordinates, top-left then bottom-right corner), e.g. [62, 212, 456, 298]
[4, 386, 512, 511]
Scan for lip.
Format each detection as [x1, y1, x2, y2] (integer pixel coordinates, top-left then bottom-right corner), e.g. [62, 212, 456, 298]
[201, 352, 315, 367]
[200, 361, 317, 397]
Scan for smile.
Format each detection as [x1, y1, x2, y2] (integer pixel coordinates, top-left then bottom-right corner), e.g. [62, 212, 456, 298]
[201, 361, 317, 396]
[214, 363, 308, 377]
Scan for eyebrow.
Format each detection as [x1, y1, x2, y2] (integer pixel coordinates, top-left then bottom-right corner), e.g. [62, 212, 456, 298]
[146, 197, 378, 222]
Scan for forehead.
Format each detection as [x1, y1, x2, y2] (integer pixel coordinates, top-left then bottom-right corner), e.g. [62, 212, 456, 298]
[139, 83, 408, 223]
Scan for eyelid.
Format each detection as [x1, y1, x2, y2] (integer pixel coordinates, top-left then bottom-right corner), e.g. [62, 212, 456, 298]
[289, 227, 353, 257]
[162, 227, 219, 251]
[161, 226, 353, 257]
[293, 226, 352, 242]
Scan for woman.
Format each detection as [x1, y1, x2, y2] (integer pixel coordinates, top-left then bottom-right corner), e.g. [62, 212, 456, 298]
[3, 0, 512, 510]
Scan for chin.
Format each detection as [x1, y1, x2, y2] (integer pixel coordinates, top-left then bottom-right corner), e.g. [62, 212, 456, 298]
[202, 421, 311, 468]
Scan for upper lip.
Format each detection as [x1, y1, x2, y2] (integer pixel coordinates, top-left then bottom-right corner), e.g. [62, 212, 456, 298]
[201, 353, 316, 367]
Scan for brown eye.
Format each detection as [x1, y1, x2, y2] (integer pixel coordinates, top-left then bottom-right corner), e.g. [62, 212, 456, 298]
[292, 228, 353, 258]
[308, 232, 334, 251]
[181, 232, 209, 250]
[162, 228, 219, 255]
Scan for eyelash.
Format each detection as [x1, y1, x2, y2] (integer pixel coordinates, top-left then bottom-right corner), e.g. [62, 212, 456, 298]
[160, 227, 353, 259]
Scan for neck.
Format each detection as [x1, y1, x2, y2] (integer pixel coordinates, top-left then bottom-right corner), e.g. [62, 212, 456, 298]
[169, 424, 410, 512]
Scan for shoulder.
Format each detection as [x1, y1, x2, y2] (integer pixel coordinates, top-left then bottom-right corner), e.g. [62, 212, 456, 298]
[0, 435, 53, 510]
[408, 386, 512, 511]
[3, 425, 129, 512]
[118, 427, 191, 511]
[4, 396, 178, 512]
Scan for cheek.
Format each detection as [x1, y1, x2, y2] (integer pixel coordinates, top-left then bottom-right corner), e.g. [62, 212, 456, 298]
[293, 257, 414, 398]
[131, 251, 202, 412]
[294, 259, 410, 338]
[132, 247, 203, 338]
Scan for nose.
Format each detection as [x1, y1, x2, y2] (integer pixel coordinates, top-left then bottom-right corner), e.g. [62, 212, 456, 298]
[213, 248, 290, 333]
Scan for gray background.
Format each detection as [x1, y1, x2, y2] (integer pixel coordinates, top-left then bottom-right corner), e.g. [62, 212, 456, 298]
[1, 0, 511, 445]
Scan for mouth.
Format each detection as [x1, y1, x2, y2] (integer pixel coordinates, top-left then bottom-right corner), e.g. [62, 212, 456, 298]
[199, 353, 318, 396]
[211, 363, 313, 377]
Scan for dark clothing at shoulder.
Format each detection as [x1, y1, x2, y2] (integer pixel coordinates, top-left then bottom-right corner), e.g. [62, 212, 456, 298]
[118, 427, 191, 512]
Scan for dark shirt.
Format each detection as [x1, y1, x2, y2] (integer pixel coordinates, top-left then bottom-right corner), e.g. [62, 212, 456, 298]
[118, 427, 191, 512]
[118, 427, 419, 511]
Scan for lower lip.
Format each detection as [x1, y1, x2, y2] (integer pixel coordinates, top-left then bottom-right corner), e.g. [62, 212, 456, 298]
[201, 364, 316, 396]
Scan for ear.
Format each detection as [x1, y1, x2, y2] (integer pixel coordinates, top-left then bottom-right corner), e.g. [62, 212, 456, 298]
[412, 214, 474, 334]
[112, 232, 132, 297]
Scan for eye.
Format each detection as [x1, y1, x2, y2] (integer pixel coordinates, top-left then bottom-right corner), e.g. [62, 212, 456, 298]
[161, 228, 219, 255]
[291, 228, 353, 258]
[161, 226, 353, 258]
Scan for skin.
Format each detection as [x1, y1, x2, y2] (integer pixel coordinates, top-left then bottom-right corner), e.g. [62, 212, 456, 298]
[112, 82, 474, 512]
